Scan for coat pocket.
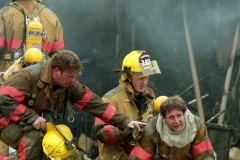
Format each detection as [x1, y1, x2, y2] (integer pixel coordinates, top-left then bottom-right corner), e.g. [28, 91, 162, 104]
[1, 123, 23, 143]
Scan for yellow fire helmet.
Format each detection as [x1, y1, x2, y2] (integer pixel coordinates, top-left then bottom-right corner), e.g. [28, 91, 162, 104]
[24, 48, 43, 64]
[42, 121, 76, 160]
[154, 96, 168, 113]
[114, 50, 161, 81]
[2, 48, 43, 81]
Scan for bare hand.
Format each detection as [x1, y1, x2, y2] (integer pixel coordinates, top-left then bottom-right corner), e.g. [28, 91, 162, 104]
[32, 116, 46, 131]
[127, 120, 146, 130]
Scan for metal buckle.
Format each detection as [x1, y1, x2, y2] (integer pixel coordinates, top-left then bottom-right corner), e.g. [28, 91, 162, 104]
[160, 154, 174, 159]
[3, 53, 14, 60]
[68, 116, 75, 122]
[128, 141, 137, 146]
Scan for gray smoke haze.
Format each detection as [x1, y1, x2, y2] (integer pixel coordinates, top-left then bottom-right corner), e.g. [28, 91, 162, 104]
[1, 0, 240, 126]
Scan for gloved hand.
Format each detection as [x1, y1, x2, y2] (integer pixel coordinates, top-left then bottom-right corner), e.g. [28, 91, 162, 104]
[127, 116, 146, 130]
[121, 127, 133, 141]
[121, 126, 145, 142]
[132, 127, 144, 141]
[19, 122, 34, 132]
[121, 116, 145, 142]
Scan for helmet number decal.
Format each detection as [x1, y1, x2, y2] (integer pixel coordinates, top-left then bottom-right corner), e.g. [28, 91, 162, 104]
[140, 59, 151, 66]
[140, 58, 151, 71]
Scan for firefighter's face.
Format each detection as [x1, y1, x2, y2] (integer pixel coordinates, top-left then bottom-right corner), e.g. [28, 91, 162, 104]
[52, 68, 77, 87]
[130, 75, 149, 96]
[162, 108, 185, 132]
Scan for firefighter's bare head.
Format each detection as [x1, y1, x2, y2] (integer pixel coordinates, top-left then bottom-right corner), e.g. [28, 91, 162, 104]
[160, 95, 187, 132]
[160, 95, 187, 118]
[51, 50, 83, 74]
[51, 50, 83, 87]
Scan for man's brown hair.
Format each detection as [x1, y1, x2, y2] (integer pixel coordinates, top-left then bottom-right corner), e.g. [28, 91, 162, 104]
[160, 95, 186, 118]
[51, 50, 84, 74]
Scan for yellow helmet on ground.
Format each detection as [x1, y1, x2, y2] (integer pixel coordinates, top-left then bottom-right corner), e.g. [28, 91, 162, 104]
[154, 96, 168, 113]
[42, 121, 76, 160]
[114, 50, 161, 81]
[24, 48, 43, 64]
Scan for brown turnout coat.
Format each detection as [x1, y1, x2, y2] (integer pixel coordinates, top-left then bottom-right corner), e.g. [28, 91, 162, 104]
[95, 79, 155, 160]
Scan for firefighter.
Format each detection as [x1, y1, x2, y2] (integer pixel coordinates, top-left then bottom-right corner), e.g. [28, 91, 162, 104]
[0, 0, 61, 158]
[129, 95, 217, 160]
[0, 0, 64, 72]
[2, 48, 43, 81]
[0, 50, 145, 160]
[94, 50, 161, 160]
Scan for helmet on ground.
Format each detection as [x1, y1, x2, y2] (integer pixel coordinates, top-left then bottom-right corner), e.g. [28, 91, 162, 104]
[154, 96, 168, 113]
[42, 121, 76, 160]
[24, 48, 43, 64]
[114, 50, 161, 81]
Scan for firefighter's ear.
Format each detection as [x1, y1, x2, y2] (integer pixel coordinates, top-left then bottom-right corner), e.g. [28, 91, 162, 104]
[162, 117, 166, 122]
[52, 67, 61, 76]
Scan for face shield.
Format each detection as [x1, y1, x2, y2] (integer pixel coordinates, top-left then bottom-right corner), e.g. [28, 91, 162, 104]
[130, 60, 161, 78]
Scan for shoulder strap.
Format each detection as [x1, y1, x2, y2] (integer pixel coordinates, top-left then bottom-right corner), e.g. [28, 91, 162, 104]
[193, 115, 202, 129]
[65, 88, 74, 122]
[0, 5, 11, 14]
[143, 116, 160, 160]
[24, 61, 45, 94]
[7, 2, 45, 20]
[102, 86, 122, 98]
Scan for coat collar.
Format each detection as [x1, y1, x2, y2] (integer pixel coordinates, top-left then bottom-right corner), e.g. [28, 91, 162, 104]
[119, 78, 154, 101]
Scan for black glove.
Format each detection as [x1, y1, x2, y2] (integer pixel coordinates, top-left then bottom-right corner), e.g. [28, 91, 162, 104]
[42, 112, 64, 125]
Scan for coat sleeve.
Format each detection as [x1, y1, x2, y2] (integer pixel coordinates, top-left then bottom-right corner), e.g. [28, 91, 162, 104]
[40, 7, 64, 54]
[93, 96, 127, 144]
[94, 117, 125, 144]
[51, 16, 64, 53]
[192, 123, 217, 160]
[71, 82, 131, 131]
[0, 70, 39, 128]
[129, 130, 155, 160]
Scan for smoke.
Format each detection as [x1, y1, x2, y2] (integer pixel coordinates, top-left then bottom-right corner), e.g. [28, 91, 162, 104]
[42, 1, 240, 119]
[1, 0, 240, 119]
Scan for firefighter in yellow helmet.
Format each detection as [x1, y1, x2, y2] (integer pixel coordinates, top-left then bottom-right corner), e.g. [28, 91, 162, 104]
[0, 0, 64, 74]
[2, 48, 43, 81]
[94, 50, 161, 160]
[0, 4, 63, 157]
